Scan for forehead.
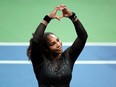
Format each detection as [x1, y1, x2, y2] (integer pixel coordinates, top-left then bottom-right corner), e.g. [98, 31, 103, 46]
[47, 34, 57, 41]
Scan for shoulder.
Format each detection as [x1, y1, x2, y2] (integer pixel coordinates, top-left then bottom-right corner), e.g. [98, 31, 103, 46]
[62, 47, 71, 57]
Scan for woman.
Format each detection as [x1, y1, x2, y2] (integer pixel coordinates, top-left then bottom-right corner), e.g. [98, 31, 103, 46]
[27, 5, 88, 87]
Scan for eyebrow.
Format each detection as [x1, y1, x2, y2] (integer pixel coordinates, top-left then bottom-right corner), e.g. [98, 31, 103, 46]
[48, 37, 59, 45]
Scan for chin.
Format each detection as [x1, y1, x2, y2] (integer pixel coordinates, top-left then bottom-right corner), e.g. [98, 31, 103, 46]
[59, 50, 63, 54]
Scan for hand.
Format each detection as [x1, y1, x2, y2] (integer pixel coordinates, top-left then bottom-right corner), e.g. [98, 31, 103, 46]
[48, 5, 73, 20]
[59, 4, 73, 19]
[48, 6, 61, 21]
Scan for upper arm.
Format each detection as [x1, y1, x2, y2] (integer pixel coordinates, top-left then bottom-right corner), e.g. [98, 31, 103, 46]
[69, 37, 86, 62]
[31, 40, 44, 66]
[30, 23, 47, 65]
[69, 20, 88, 62]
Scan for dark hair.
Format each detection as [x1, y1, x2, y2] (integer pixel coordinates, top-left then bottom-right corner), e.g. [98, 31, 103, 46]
[27, 32, 54, 60]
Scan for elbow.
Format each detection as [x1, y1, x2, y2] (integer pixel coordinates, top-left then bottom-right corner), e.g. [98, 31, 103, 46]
[84, 32, 88, 41]
[85, 33, 88, 39]
[80, 32, 88, 42]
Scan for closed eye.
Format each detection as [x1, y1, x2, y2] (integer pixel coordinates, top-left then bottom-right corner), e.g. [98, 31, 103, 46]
[49, 38, 60, 46]
[56, 37, 60, 42]
[50, 42, 55, 46]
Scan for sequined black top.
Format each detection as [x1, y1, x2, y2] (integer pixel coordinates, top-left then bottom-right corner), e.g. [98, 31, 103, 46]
[30, 19, 88, 87]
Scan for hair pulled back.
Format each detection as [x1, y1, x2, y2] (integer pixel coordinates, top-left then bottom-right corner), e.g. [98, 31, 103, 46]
[27, 32, 54, 59]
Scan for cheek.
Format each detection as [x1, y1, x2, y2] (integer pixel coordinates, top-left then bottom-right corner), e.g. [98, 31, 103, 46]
[61, 41, 62, 45]
[48, 45, 58, 51]
[48, 46, 57, 53]
[48, 41, 62, 50]
[48, 46, 55, 51]
[59, 41, 62, 46]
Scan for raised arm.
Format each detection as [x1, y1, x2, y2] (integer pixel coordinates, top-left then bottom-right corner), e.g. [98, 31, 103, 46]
[60, 5, 88, 63]
[70, 17, 88, 62]
[33, 6, 61, 43]
[30, 19, 48, 66]
[29, 6, 61, 65]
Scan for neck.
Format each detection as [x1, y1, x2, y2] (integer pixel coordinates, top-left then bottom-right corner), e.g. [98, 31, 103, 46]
[49, 53, 61, 61]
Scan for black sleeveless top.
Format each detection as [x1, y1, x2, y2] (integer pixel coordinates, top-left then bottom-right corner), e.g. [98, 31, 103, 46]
[30, 20, 88, 87]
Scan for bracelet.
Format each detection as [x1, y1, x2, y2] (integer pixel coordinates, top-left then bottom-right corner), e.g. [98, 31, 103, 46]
[68, 12, 77, 21]
[43, 15, 52, 23]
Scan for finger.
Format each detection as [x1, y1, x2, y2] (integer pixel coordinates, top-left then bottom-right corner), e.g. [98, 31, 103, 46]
[60, 4, 66, 10]
[54, 15, 60, 21]
[51, 6, 59, 14]
[53, 6, 61, 15]
[60, 4, 66, 8]
[59, 15, 64, 19]
[55, 6, 61, 11]
[62, 7, 67, 12]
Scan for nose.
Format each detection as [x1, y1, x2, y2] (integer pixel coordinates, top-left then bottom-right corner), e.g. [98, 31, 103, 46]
[56, 42, 61, 48]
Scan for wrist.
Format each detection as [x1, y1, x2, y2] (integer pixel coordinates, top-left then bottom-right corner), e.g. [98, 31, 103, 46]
[43, 15, 52, 23]
[68, 12, 77, 22]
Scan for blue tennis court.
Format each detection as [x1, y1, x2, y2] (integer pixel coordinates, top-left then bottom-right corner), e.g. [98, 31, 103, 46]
[0, 43, 116, 87]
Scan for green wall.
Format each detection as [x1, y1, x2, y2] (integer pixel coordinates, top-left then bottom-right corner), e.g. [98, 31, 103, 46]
[0, 0, 116, 42]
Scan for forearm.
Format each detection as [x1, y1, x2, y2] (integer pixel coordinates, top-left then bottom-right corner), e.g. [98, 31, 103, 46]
[68, 12, 88, 42]
[33, 15, 51, 42]
[72, 19, 88, 42]
[32, 23, 46, 42]
[69, 13, 88, 61]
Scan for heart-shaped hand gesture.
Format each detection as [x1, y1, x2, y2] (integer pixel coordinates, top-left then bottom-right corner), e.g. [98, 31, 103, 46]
[48, 4, 73, 21]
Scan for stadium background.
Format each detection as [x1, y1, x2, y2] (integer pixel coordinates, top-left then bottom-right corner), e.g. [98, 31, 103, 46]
[0, 0, 116, 87]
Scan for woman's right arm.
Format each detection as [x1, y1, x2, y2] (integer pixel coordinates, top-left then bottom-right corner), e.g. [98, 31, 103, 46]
[32, 20, 48, 43]
[30, 6, 61, 65]
[32, 5, 61, 46]
[30, 20, 48, 65]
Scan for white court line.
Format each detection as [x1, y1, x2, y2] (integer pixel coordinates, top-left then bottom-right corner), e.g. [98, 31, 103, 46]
[0, 60, 116, 64]
[0, 42, 116, 64]
[75, 61, 116, 64]
[0, 42, 116, 46]
[0, 60, 31, 64]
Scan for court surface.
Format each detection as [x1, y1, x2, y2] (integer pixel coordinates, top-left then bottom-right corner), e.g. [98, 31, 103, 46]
[0, 0, 116, 87]
[0, 43, 116, 87]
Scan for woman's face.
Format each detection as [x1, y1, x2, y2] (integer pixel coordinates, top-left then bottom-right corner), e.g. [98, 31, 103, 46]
[47, 34, 63, 54]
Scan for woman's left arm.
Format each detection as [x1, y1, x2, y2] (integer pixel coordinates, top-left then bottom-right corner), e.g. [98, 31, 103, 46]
[60, 4, 88, 62]
[69, 14, 88, 62]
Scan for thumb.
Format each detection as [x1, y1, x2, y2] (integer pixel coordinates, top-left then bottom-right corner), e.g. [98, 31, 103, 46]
[54, 15, 60, 21]
[59, 15, 64, 19]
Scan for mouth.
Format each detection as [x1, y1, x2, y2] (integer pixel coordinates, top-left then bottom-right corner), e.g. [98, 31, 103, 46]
[57, 47, 62, 51]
